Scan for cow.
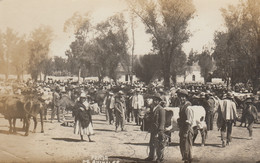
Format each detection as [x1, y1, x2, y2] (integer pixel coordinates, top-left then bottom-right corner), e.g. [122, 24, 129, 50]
[23, 96, 45, 134]
[0, 94, 45, 136]
[141, 97, 207, 146]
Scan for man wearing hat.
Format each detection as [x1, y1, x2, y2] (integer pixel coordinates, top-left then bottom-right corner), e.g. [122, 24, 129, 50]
[145, 93, 166, 163]
[131, 88, 144, 125]
[103, 91, 115, 124]
[177, 89, 194, 163]
[205, 91, 216, 131]
[217, 92, 237, 147]
[51, 86, 61, 123]
[244, 97, 258, 139]
[114, 90, 126, 132]
[126, 89, 134, 123]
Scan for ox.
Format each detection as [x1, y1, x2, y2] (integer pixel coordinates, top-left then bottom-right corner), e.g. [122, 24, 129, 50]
[0, 95, 44, 136]
[141, 98, 207, 146]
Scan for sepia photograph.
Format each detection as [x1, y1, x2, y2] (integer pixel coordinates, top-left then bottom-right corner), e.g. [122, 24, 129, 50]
[0, 0, 259, 163]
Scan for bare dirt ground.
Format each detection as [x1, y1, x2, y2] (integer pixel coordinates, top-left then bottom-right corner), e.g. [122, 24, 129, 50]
[0, 112, 260, 163]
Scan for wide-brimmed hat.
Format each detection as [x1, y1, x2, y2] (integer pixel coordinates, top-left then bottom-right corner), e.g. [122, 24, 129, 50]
[200, 92, 206, 98]
[177, 89, 189, 97]
[80, 92, 87, 98]
[245, 97, 254, 103]
[206, 90, 213, 96]
[158, 88, 164, 93]
[226, 92, 233, 99]
[245, 98, 253, 103]
[152, 93, 162, 101]
[118, 90, 124, 95]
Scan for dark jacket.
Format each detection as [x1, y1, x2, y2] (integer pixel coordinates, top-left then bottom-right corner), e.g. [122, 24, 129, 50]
[245, 104, 258, 121]
[150, 104, 166, 133]
[73, 101, 92, 128]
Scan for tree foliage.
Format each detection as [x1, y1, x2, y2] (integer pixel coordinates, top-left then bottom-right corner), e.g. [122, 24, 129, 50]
[0, 28, 29, 80]
[213, 0, 260, 91]
[197, 48, 213, 83]
[64, 12, 92, 82]
[170, 47, 187, 83]
[128, 0, 195, 88]
[27, 25, 53, 81]
[93, 13, 130, 82]
[133, 54, 161, 84]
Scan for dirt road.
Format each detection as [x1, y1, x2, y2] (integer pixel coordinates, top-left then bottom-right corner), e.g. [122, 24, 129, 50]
[0, 113, 259, 163]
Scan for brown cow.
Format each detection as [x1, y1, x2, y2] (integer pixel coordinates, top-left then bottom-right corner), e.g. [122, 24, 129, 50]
[1, 95, 44, 136]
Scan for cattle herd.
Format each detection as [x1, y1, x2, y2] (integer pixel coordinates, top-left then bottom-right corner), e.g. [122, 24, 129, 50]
[0, 79, 259, 139]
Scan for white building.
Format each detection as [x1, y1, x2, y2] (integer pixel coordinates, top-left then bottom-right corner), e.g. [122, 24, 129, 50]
[176, 62, 204, 83]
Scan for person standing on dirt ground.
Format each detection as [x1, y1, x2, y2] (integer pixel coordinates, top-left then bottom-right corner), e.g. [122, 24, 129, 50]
[51, 86, 60, 123]
[73, 92, 94, 142]
[145, 93, 166, 163]
[205, 91, 215, 131]
[217, 92, 237, 147]
[177, 89, 194, 163]
[103, 91, 115, 124]
[244, 97, 258, 140]
[114, 91, 126, 132]
[131, 89, 144, 125]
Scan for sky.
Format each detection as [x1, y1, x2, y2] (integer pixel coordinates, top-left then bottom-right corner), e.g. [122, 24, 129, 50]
[0, 0, 240, 58]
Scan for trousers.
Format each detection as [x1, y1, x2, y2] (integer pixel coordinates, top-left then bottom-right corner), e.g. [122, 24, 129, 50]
[133, 109, 140, 125]
[148, 131, 166, 161]
[51, 105, 60, 122]
[220, 120, 233, 143]
[206, 111, 214, 130]
[107, 108, 114, 124]
[247, 117, 254, 137]
[179, 127, 193, 162]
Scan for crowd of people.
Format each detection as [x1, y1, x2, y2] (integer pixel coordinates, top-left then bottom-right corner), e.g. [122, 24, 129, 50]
[0, 78, 259, 163]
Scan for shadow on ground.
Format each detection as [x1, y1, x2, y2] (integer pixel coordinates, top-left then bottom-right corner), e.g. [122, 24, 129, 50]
[52, 137, 83, 142]
[124, 142, 149, 146]
[92, 119, 107, 122]
[0, 129, 25, 136]
[94, 128, 116, 132]
[108, 156, 150, 163]
[193, 143, 221, 148]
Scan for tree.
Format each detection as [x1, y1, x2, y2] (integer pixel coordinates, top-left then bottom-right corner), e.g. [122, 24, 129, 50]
[170, 47, 187, 84]
[11, 36, 29, 81]
[2, 28, 20, 80]
[41, 58, 54, 81]
[54, 56, 67, 72]
[0, 31, 4, 75]
[94, 13, 130, 83]
[28, 25, 53, 81]
[64, 12, 92, 83]
[213, 0, 260, 91]
[133, 54, 161, 84]
[127, 0, 195, 88]
[197, 48, 213, 84]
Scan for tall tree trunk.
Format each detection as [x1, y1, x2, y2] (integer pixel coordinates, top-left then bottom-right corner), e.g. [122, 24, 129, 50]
[131, 14, 135, 85]
[78, 67, 81, 84]
[44, 73, 47, 82]
[171, 70, 177, 85]
[163, 62, 170, 88]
